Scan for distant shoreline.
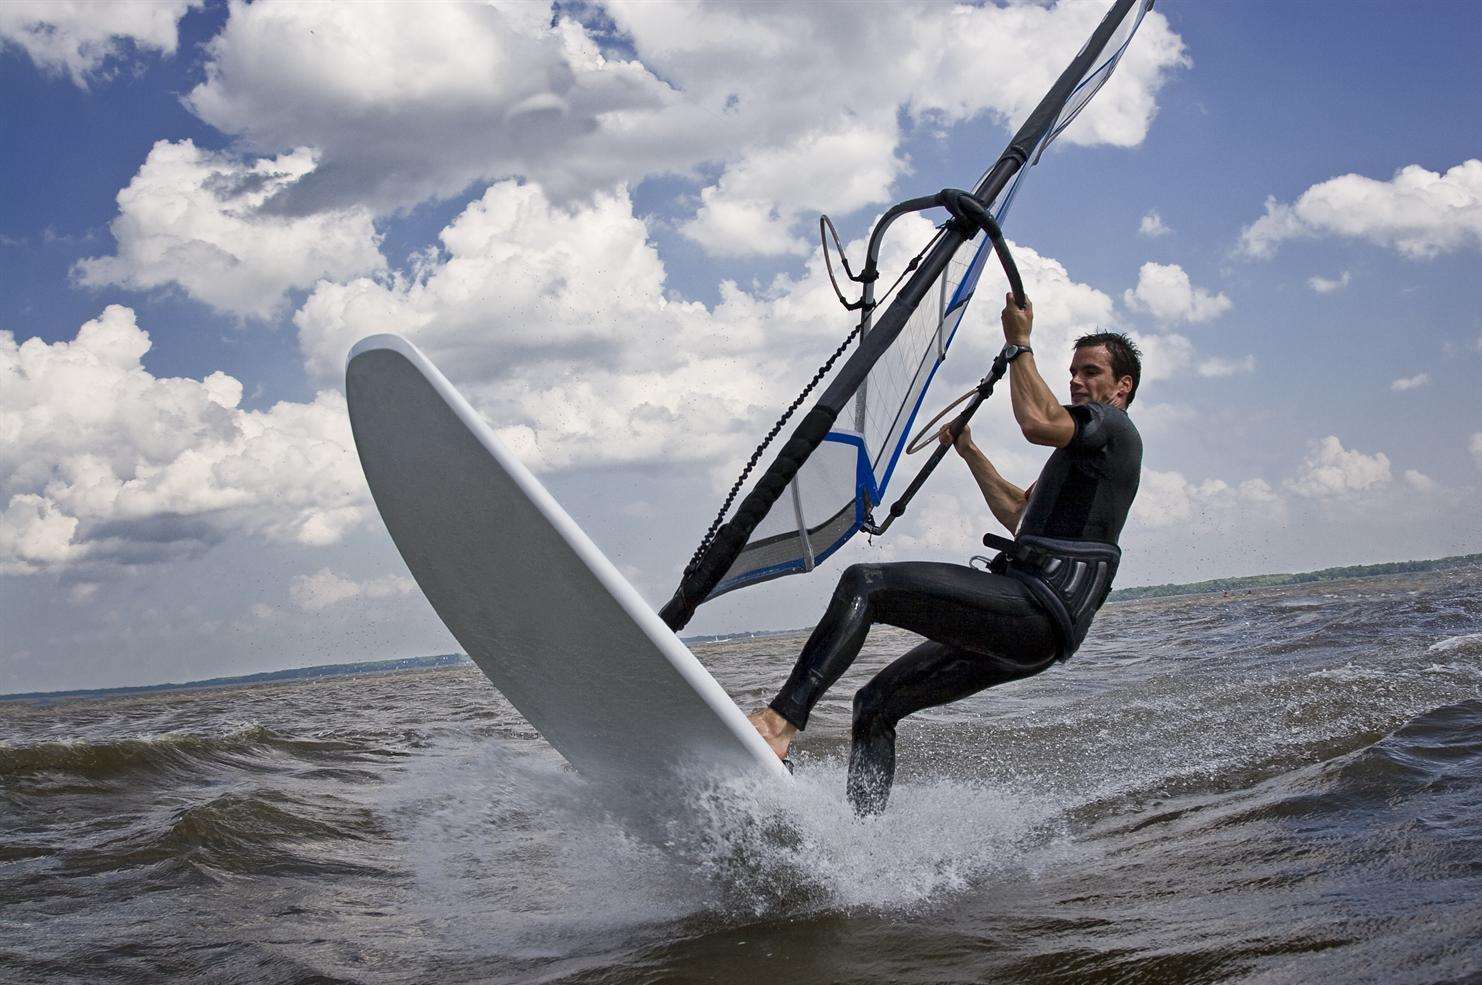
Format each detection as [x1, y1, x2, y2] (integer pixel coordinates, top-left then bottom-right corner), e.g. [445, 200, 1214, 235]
[6, 553, 1477, 702]
[1106, 552, 1481, 603]
[0, 653, 470, 704]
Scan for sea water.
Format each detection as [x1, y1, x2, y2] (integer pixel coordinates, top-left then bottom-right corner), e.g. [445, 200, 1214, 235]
[3, 567, 1479, 983]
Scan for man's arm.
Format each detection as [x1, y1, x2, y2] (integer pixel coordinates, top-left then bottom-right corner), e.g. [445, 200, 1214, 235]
[944, 425, 1027, 533]
[1002, 296, 1075, 448]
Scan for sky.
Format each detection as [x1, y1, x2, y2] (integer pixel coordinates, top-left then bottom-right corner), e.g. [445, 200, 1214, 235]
[2, 0, 1479, 694]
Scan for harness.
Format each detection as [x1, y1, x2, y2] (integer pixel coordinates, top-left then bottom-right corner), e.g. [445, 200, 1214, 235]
[982, 532, 1121, 660]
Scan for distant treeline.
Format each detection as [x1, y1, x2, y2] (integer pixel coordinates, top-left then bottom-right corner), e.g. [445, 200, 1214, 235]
[1108, 553, 1482, 603]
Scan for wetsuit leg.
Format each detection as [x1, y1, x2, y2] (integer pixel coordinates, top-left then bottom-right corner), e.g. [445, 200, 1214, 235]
[847, 640, 1055, 815]
[768, 561, 1058, 729]
[764, 561, 1060, 815]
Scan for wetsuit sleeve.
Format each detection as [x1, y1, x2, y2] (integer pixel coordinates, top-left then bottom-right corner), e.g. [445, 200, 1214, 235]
[1064, 402, 1111, 452]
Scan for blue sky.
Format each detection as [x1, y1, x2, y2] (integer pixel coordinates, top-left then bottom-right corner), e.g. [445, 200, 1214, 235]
[2, 0, 1478, 693]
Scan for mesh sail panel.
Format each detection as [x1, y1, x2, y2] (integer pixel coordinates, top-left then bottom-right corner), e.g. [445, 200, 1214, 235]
[714, 432, 864, 594]
[859, 241, 986, 491]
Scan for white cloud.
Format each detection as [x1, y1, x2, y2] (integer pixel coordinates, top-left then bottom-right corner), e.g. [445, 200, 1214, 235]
[0, 306, 367, 575]
[1138, 210, 1171, 237]
[1237, 478, 1280, 504]
[1122, 441, 1446, 539]
[1122, 262, 1232, 324]
[1130, 469, 1196, 527]
[1307, 270, 1351, 294]
[1403, 469, 1436, 492]
[73, 140, 385, 319]
[1130, 401, 1193, 432]
[1285, 436, 1391, 498]
[0, 0, 199, 88]
[1125, 436, 1449, 534]
[1197, 354, 1256, 377]
[295, 179, 839, 471]
[1470, 433, 1482, 470]
[1123, 330, 1193, 383]
[1129, 469, 1244, 528]
[289, 568, 415, 611]
[1240, 159, 1482, 260]
[295, 179, 1161, 477]
[957, 240, 1121, 373]
[289, 568, 360, 611]
[1121, 442, 1447, 539]
[184, 2, 673, 214]
[180, 0, 1187, 252]
[890, 493, 989, 554]
[1390, 372, 1431, 392]
[626, 0, 1187, 256]
[678, 121, 903, 256]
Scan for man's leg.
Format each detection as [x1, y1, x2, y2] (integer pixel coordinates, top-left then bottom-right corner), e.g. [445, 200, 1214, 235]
[847, 641, 1055, 815]
[747, 563, 878, 758]
[760, 564, 880, 739]
[753, 561, 1059, 762]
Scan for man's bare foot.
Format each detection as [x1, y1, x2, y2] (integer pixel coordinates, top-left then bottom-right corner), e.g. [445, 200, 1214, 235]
[747, 707, 798, 760]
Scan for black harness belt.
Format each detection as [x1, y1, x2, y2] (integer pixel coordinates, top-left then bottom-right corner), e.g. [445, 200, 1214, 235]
[983, 532, 1121, 660]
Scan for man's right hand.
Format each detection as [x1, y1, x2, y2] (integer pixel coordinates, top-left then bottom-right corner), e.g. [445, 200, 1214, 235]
[939, 422, 974, 456]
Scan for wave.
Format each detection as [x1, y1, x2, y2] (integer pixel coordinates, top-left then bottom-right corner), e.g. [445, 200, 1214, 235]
[150, 788, 388, 877]
[0, 724, 409, 779]
[44, 786, 393, 886]
[0, 724, 278, 778]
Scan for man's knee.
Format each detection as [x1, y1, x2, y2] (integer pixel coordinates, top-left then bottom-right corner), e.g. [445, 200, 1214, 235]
[852, 681, 894, 738]
[834, 563, 881, 599]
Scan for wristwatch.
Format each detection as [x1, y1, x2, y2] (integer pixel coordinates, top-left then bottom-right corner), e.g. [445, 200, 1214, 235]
[1001, 343, 1032, 362]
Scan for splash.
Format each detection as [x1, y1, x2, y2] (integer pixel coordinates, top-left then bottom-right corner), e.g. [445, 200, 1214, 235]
[384, 735, 1059, 958]
[668, 756, 1055, 915]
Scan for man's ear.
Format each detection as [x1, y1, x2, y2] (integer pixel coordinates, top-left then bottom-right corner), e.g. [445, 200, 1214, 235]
[1116, 375, 1134, 403]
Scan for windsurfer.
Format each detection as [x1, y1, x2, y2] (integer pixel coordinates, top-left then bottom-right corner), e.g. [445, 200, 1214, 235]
[748, 295, 1143, 814]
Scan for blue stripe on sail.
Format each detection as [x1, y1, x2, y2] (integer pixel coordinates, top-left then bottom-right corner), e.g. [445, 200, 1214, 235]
[714, 556, 809, 594]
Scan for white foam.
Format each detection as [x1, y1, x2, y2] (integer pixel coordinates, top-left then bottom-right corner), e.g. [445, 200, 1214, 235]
[1426, 633, 1482, 655]
[671, 755, 1053, 914]
[381, 735, 1059, 962]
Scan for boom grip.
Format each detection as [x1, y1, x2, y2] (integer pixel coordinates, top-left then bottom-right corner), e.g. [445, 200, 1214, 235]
[940, 189, 1027, 310]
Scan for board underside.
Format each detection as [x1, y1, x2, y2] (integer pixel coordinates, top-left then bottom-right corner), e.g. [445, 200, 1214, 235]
[345, 335, 788, 787]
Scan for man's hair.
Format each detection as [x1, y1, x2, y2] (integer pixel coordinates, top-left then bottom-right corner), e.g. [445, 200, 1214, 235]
[1073, 331, 1143, 407]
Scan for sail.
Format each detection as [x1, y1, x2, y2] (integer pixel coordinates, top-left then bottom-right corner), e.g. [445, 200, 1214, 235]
[663, 0, 1154, 631]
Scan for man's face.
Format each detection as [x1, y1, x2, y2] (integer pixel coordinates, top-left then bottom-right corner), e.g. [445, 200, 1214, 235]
[1068, 345, 1130, 407]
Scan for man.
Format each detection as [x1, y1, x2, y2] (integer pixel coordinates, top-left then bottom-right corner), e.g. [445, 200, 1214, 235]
[748, 294, 1143, 815]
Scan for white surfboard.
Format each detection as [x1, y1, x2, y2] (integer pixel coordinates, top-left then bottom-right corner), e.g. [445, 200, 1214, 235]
[345, 335, 789, 788]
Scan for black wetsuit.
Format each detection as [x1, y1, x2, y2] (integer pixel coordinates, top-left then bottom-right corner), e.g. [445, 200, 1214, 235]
[769, 401, 1142, 814]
